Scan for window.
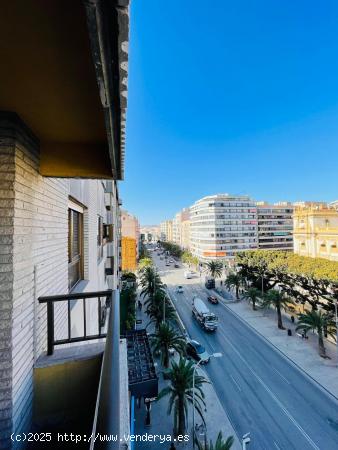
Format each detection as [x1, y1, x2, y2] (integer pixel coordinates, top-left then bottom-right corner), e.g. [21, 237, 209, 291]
[68, 208, 83, 290]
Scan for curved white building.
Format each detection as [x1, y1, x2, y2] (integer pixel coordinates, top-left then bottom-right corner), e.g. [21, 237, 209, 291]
[190, 194, 258, 261]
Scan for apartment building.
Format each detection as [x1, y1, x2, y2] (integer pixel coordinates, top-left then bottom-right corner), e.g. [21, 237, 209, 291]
[160, 219, 173, 242]
[0, 3, 157, 449]
[172, 208, 190, 246]
[330, 200, 338, 210]
[181, 218, 191, 250]
[172, 213, 182, 245]
[256, 202, 294, 251]
[190, 194, 258, 262]
[140, 225, 160, 242]
[121, 210, 140, 270]
[293, 205, 338, 261]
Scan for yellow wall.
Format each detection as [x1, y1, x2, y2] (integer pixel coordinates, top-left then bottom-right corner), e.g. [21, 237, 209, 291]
[293, 208, 338, 261]
[122, 236, 137, 271]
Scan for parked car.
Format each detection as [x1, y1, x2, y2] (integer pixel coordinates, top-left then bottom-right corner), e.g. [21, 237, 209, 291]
[166, 262, 170, 266]
[169, 259, 174, 263]
[174, 264, 180, 268]
[186, 340, 210, 364]
[207, 295, 219, 305]
[176, 285, 184, 293]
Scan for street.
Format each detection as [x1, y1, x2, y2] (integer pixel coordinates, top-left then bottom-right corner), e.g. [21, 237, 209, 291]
[151, 251, 338, 450]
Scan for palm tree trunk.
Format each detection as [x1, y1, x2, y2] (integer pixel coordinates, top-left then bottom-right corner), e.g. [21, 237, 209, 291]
[277, 304, 284, 329]
[164, 347, 169, 368]
[235, 285, 239, 299]
[252, 298, 256, 310]
[318, 331, 326, 357]
[177, 396, 185, 436]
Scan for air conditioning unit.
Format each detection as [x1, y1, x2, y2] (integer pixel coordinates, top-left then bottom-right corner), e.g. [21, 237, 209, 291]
[104, 192, 111, 210]
[105, 256, 114, 276]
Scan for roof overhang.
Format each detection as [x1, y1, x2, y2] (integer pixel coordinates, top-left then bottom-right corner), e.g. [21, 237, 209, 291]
[0, 0, 128, 179]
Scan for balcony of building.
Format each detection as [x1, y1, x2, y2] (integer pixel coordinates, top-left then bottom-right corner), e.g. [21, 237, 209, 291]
[0, 0, 129, 180]
[0, 1, 136, 447]
[30, 290, 158, 449]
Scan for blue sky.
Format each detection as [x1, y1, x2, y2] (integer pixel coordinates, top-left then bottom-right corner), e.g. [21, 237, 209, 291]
[121, 0, 338, 224]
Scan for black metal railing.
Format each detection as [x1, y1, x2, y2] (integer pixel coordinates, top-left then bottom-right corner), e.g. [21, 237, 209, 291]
[39, 289, 121, 449]
[38, 290, 113, 355]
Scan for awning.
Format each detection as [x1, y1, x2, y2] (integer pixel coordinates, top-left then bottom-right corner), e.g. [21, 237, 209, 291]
[124, 330, 158, 398]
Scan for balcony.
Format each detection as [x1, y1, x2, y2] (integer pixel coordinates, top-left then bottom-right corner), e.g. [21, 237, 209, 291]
[33, 290, 122, 448]
[32, 289, 157, 449]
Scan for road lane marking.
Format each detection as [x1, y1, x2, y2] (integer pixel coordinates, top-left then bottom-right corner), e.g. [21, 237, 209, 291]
[274, 441, 281, 450]
[208, 342, 215, 353]
[230, 374, 242, 392]
[218, 329, 320, 450]
[271, 366, 290, 385]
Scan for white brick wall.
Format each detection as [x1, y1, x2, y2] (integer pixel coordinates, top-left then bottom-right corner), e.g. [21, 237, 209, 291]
[0, 121, 70, 446]
[0, 116, 117, 447]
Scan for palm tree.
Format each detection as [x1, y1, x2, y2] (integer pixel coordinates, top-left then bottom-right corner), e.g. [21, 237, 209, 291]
[138, 257, 153, 270]
[224, 273, 243, 299]
[242, 287, 261, 311]
[150, 323, 186, 368]
[196, 432, 234, 450]
[146, 292, 177, 329]
[157, 358, 208, 436]
[261, 289, 293, 329]
[296, 310, 336, 358]
[139, 266, 165, 299]
[205, 261, 223, 279]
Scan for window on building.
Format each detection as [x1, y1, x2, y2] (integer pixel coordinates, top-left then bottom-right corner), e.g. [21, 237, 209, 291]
[68, 208, 83, 290]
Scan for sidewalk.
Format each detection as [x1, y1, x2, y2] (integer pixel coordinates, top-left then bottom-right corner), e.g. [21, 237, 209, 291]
[134, 292, 241, 450]
[212, 286, 338, 400]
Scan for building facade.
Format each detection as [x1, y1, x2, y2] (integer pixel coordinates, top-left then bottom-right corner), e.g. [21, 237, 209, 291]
[160, 220, 173, 242]
[172, 208, 190, 246]
[330, 200, 338, 210]
[181, 218, 191, 250]
[121, 210, 140, 270]
[0, 1, 132, 447]
[140, 225, 160, 242]
[121, 237, 137, 271]
[172, 213, 182, 245]
[256, 202, 294, 251]
[293, 206, 338, 261]
[190, 194, 258, 262]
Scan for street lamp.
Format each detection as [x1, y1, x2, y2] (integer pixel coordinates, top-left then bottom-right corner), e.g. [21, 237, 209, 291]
[192, 353, 222, 450]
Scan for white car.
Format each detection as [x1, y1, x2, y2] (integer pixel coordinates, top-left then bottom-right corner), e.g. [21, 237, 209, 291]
[184, 271, 195, 279]
[176, 285, 184, 293]
[169, 259, 174, 263]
